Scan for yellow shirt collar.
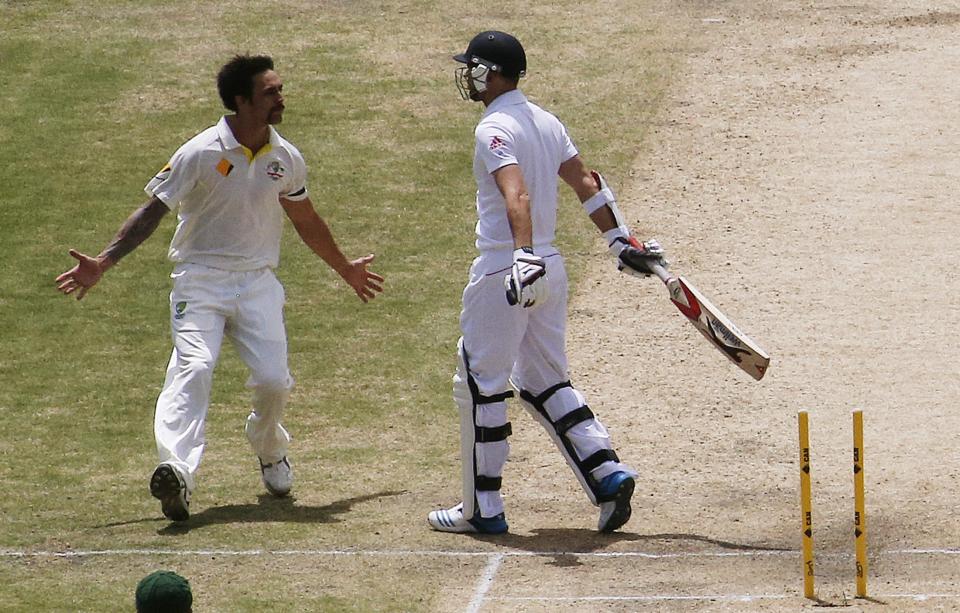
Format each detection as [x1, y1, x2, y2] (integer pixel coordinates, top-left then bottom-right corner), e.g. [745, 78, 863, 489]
[239, 143, 273, 162]
[218, 116, 277, 162]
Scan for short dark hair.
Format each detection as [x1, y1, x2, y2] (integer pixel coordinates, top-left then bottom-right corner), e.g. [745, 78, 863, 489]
[217, 55, 275, 112]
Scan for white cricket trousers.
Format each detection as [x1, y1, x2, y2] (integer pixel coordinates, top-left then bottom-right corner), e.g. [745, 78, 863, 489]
[154, 263, 293, 492]
[460, 248, 571, 396]
[456, 248, 634, 519]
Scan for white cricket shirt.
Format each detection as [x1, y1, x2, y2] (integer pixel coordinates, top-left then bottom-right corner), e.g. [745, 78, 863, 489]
[145, 116, 309, 271]
[472, 89, 579, 252]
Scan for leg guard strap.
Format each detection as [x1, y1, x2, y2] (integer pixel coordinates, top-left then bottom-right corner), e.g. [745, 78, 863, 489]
[582, 449, 621, 475]
[467, 358, 515, 405]
[517, 381, 622, 503]
[520, 383, 597, 438]
[476, 390, 514, 404]
[475, 475, 503, 491]
[519, 381, 572, 408]
[555, 406, 595, 435]
[477, 422, 513, 443]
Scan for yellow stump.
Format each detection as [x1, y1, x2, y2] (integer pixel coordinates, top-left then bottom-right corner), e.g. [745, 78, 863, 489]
[853, 409, 867, 598]
[798, 411, 815, 599]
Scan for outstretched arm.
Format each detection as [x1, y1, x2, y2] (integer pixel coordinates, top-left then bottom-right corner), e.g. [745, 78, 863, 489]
[55, 195, 169, 300]
[280, 196, 384, 303]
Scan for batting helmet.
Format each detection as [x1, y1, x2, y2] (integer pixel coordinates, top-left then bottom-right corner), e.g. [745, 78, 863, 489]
[454, 31, 527, 79]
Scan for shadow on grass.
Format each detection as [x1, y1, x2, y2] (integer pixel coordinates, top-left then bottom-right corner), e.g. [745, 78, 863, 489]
[93, 490, 406, 534]
[466, 528, 789, 568]
[157, 490, 407, 535]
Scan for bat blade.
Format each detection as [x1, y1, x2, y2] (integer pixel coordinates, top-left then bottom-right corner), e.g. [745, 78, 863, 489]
[649, 264, 770, 380]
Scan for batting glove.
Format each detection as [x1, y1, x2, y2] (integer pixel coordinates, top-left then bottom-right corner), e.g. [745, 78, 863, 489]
[505, 247, 548, 308]
[607, 234, 668, 278]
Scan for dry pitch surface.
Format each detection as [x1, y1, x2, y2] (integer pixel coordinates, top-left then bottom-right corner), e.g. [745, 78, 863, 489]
[334, 1, 960, 610]
[550, 1, 960, 610]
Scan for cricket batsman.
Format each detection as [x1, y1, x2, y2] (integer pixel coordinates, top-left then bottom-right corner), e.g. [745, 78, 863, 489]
[428, 31, 668, 534]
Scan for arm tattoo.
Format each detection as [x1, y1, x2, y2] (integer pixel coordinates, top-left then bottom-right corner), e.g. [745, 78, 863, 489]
[101, 199, 168, 264]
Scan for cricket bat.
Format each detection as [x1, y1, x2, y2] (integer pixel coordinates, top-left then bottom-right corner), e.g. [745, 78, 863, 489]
[648, 262, 770, 380]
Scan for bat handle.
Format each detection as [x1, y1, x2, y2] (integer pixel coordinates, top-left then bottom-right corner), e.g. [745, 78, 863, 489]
[647, 262, 672, 284]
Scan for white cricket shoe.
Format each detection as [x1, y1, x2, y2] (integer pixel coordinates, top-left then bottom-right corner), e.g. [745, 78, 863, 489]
[259, 456, 293, 497]
[428, 502, 508, 534]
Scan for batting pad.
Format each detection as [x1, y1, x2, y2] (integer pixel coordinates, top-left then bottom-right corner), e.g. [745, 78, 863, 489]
[515, 380, 636, 505]
[455, 339, 513, 519]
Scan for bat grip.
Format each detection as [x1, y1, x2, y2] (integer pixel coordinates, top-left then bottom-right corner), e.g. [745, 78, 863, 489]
[647, 262, 672, 283]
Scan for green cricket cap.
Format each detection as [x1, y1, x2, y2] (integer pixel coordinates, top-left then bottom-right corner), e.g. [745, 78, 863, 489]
[135, 570, 192, 612]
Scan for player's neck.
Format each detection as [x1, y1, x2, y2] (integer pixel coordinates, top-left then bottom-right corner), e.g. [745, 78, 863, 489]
[481, 85, 517, 107]
[225, 115, 271, 154]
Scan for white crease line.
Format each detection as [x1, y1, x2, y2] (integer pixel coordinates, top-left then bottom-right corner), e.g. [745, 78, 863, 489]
[888, 548, 960, 555]
[4, 548, 959, 603]
[465, 553, 503, 613]
[1, 547, 958, 559]
[0, 548, 786, 558]
[492, 594, 789, 602]
[490, 593, 960, 603]
[883, 593, 960, 601]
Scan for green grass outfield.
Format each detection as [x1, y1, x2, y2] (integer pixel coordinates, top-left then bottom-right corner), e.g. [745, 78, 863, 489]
[0, 1, 675, 610]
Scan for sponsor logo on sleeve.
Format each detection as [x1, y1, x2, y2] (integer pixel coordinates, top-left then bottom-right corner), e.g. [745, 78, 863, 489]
[488, 135, 510, 159]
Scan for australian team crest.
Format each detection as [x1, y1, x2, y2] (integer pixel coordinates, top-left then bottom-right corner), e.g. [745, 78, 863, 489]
[265, 160, 285, 181]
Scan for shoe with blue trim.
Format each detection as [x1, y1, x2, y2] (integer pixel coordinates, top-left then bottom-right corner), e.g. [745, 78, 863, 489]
[428, 502, 508, 534]
[597, 471, 635, 532]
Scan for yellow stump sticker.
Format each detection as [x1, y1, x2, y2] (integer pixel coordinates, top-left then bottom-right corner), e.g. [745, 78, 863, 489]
[798, 410, 814, 599]
[853, 409, 867, 598]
